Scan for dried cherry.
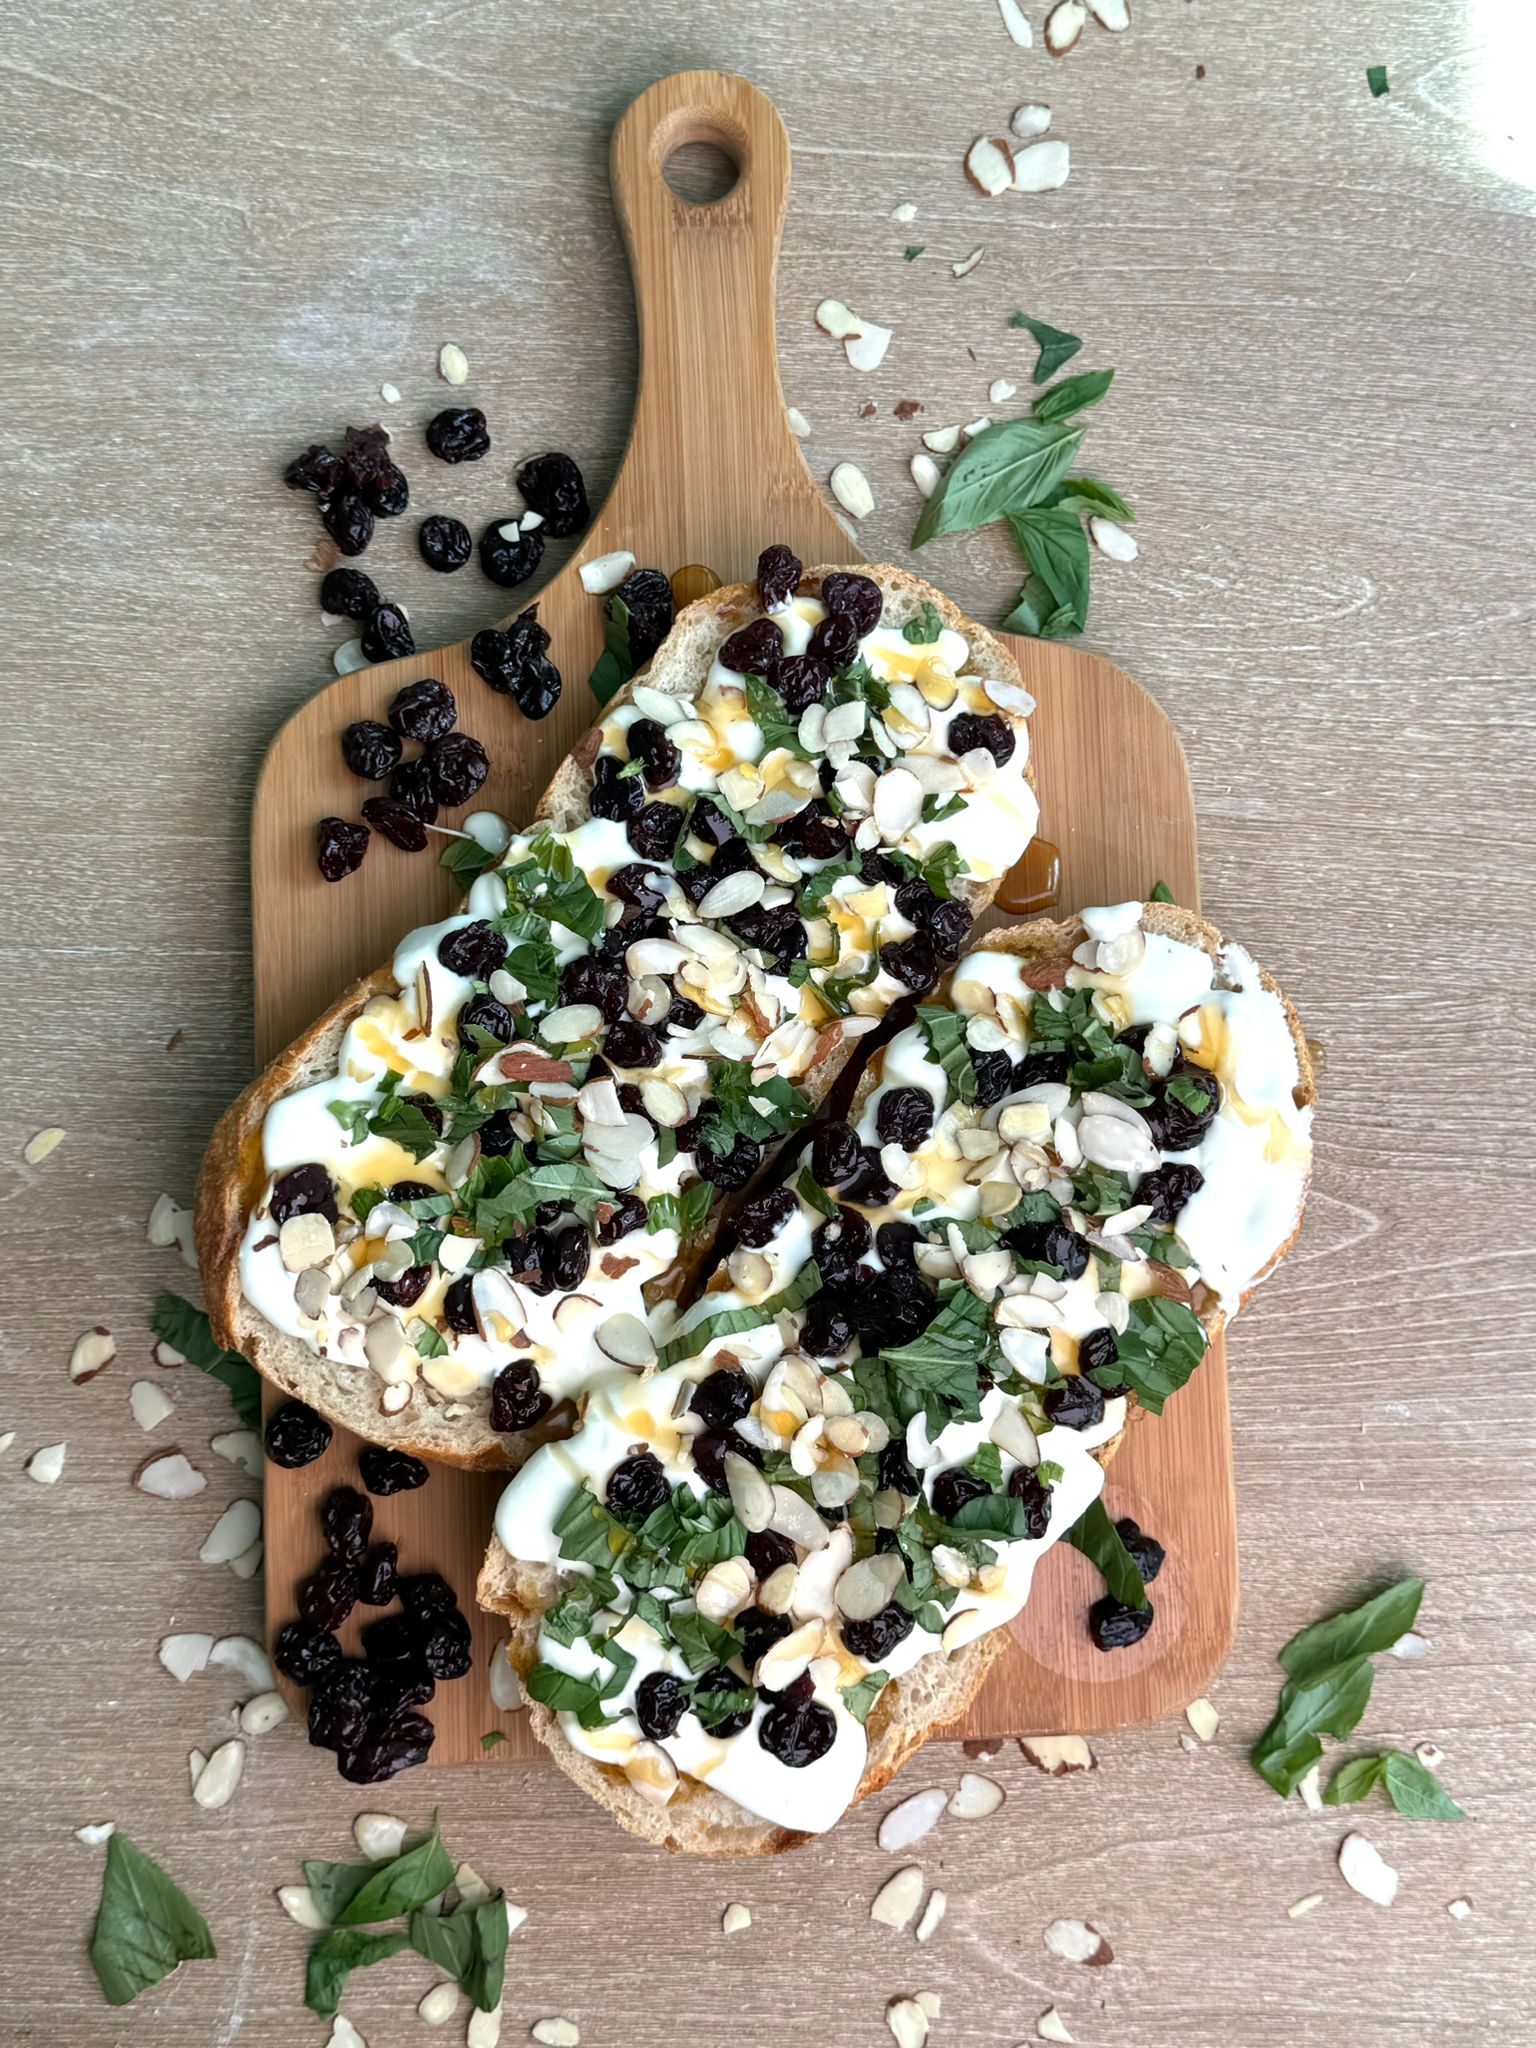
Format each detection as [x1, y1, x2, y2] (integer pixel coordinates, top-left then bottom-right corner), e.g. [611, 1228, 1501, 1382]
[876, 1086, 934, 1150]
[490, 1360, 552, 1432]
[515, 451, 589, 536]
[718, 618, 784, 674]
[479, 517, 545, 589]
[931, 1466, 990, 1520]
[274, 1619, 342, 1684]
[810, 1121, 862, 1188]
[1004, 1219, 1091, 1279]
[595, 1193, 648, 1244]
[1147, 1064, 1219, 1152]
[1115, 1517, 1165, 1583]
[807, 611, 858, 664]
[264, 1399, 333, 1468]
[879, 932, 939, 994]
[360, 603, 414, 663]
[427, 731, 489, 806]
[1043, 1373, 1106, 1431]
[636, 1671, 687, 1740]
[361, 797, 428, 852]
[389, 677, 456, 742]
[438, 919, 507, 978]
[320, 566, 381, 618]
[285, 443, 344, 496]
[694, 1130, 762, 1190]
[757, 544, 803, 611]
[425, 407, 490, 463]
[299, 1558, 360, 1631]
[948, 712, 1015, 765]
[320, 492, 374, 557]
[417, 513, 472, 572]
[1088, 1595, 1155, 1652]
[338, 1709, 436, 1782]
[732, 1188, 796, 1247]
[360, 1445, 429, 1495]
[357, 1542, 399, 1607]
[341, 720, 402, 781]
[388, 756, 439, 823]
[812, 1207, 873, 1288]
[307, 1662, 372, 1751]
[316, 816, 370, 881]
[271, 1163, 338, 1227]
[322, 1485, 373, 1563]
[604, 1019, 662, 1069]
[759, 1692, 836, 1766]
[819, 571, 883, 637]
[627, 802, 684, 861]
[608, 568, 674, 665]
[690, 1666, 754, 1737]
[1006, 1464, 1052, 1538]
[605, 1448, 672, 1523]
[365, 464, 410, 518]
[690, 1368, 754, 1432]
[458, 992, 514, 1048]
[840, 1602, 914, 1663]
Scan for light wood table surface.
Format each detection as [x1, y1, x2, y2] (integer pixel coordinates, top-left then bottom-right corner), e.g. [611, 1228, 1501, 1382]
[2, 4, 1532, 2045]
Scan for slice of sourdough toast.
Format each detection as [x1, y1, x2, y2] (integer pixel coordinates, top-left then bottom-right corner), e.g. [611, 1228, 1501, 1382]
[196, 564, 1037, 1470]
[475, 905, 1316, 1852]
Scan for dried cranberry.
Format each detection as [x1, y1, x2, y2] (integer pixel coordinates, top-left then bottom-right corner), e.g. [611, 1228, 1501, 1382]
[606, 1448, 672, 1523]
[321, 492, 375, 557]
[425, 406, 491, 463]
[841, 1602, 914, 1663]
[365, 465, 410, 518]
[417, 513, 473, 572]
[1043, 1373, 1106, 1431]
[316, 816, 370, 881]
[609, 568, 674, 664]
[340, 720, 401, 782]
[812, 1207, 873, 1288]
[1147, 1064, 1220, 1151]
[421, 1609, 473, 1680]
[932, 1466, 991, 1520]
[339, 1708, 436, 1782]
[1014, 1048, 1070, 1089]
[321, 566, 381, 618]
[757, 544, 803, 611]
[852, 1268, 936, 1349]
[880, 932, 939, 994]
[427, 731, 489, 807]
[800, 1292, 855, 1358]
[479, 517, 545, 589]
[819, 571, 883, 638]
[341, 424, 395, 491]
[876, 1086, 934, 1150]
[625, 718, 681, 789]
[515, 451, 589, 537]
[759, 1692, 836, 1766]
[322, 1485, 373, 1563]
[1006, 1465, 1052, 1538]
[875, 1221, 920, 1268]
[271, 1163, 338, 1227]
[264, 1399, 333, 1468]
[300, 1557, 360, 1631]
[690, 1666, 754, 1737]
[695, 1130, 762, 1190]
[490, 1360, 552, 1432]
[690, 1368, 755, 1432]
[388, 756, 439, 823]
[739, 1605, 793, 1669]
[1115, 1518, 1165, 1583]
[595, 1194, 648, 1245]
[1089, 1595, 1154, 1652]
[357, 1542, 399, 1607]
[388, 677, 456, 743]
[746, 1528, 797, 1576]
[718, 618, 785, 674]
[307, 1662, 372, 1750]
[434, 921, 504, 981]
[359, 1445, 429, 1496]
[732, 1188, 796, 1247]
[285, 443, 344, 495]
[666, 994, 706, 1033]
[275, 1619, 342, 1684]
[948, 712, 1016, 766]
[1005, 1219, 1090, 1279]
[635, 1671, 687, 1740]
[361, 797, 428, 852]
[811, 1121, 862, 1188]
[399, 1573, 458, 1618]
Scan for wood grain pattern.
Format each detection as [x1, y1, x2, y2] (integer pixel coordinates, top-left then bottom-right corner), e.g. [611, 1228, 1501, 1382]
[3, 4, 1534, 2044]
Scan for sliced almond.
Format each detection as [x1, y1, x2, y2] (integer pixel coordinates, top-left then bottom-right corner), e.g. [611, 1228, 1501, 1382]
[787, 406, 811, 437]
[24, 1440, 63, 1482]
[966, 136, 1016, 197]
[1338, 1832, 1398, 1906]
[1298, 1763, 1324, 1812]
[915, 1889, 947, 1943]
[816, 298, 862, 340]
[1088, 0, 1131, 26]
[531, 2021, 580, 2047]
[725, 1452, 774, 1533]
[1448, 1897, 1473, 1920]
[541, 1003, 604, 1044]
[199, 1498, 261, 1564]
[594, 1313, 657, 1371]
[1020, 1734, 1096, 1775]
[466, 2004, 502, 2048]
[418, 1982, 460, 2025]
[871, 1865, 925, 1931]
[159, 1632, 214, 1682]
[579, 550, 636, 595]
[1044, 0, 1089, 53]
[951, 248, 986, 279]
[1014, 139, 1072, 191]
[210, 1429, 261, 1476]
[210, 1634, 275, 1691]
[147, 1192, 188, 1247]
[279, 1212, 334, 1271]
[836, 1551, 906, 1621]
[135, 1450, 204, 1499]
[1012, 103, 1052, 138]
[23, 1125, 66, 1165]
[1037, 2011, 1075, 2044]
[996, 0, 1034, 42]
[191, 1738, 245, 1810]
[755, 1619, 823, 1691]
[1287, 1893, 1325, 1920]
[489, 1642, 524, 1711]
[948, 1772, 1005, 1819]
[909, 452, 941, 500]
[846, 324, 894, 373]
[830, 463, 875, 520]
[74, 1822, 115, 1846]
[873, 767, 923, 842]
[239, 1691, 290, 1735]
[354, 1811, 408, 1861]
[721, 1901, 752, 1934]
[1087, 516, 1138, 562]
[69, 1327, 116, 1384]
[277, 1882, 328, 1930]
[1185, 1697, 1219, 1743]
[878, 1786, 948, 1853]
[886, 1997, 929, 2048]
[1043, 1917, 1113, 1965]
[129, 1379, 174, 1431]
[438, 342, 469, 383]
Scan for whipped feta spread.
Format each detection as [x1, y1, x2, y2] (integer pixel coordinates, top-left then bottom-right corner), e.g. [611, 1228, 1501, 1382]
[239, 570, 1039, 1433]
[495, 904, 1310, 1834]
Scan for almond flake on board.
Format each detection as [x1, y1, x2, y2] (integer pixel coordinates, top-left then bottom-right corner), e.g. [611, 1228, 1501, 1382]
[1037, 2011, 1075, 2044]
[328, 2020, 368, 2048]
[159, 1632, 214, 1682]
[786, 406, 812, 437]
[1020, 1734, 1096, 1775]
[1297, 1763, 1324, 1812]
[23, 1126, 66, 1164]
[886, 1999, 929, 2048]
[1338, 1833, 1399, 1906]
[278, 1882, 328, 1930]
[949, 1773, 1004, 1818]
[210, 1634, 275, 1691]
[379, 382, 401, 405]
[438, 343, 469, 384]
[872, 1865, 925, 1931]
[191, 1738, 245, 1810]
[531, 2022, 579, 2047]
[1448, 1897, 1473, 1920]
[229, 1537, 264, 1579]
[1045, 0, 1089, 53]
[915, 1889, 947, 1943]
[129, 1379, 175, 1431]
[418, 1982, 460, 2025]
[721, 1901, 752, 1934]
[815, 299, 893, 372]
[1043, 1918, 1113, 1965]
[0, 1432, 14, 1456]
[332, 637, 368, 677]
[199, 1498, 261, 1563]
[1014, 140, 1072, 192]
[240, 1691, 290, 1735]
[830, 464, 875, 520]
[965, 137, 1015, 198]
[187, 1749, 206, 1792]
[1012, 104, 1053, 139]
[466, 2005, 502, 2048]
[989, 378, 1017, 403]
[952, 249, 986, 279]
[891, 202, 918, 222]
[878, 1786, 947, 1853]
[352, 1810, 408, 1862]
[996, 0, 1034, 45]
[1390, 1630, 1430, 1660]
[1088, 0, 1132, 27]
[1088, 516, 1138, 562]
[1287, 1893, 1325, 1919]
[75, 1822, 116, 1846]
[579, 551, 636, 595]
[923, 424, 962, 455]
[210, 1429, 261, 1475]
[1185, 1697, 1219, 1743]
[70, 1327, 116, 1384]
[136, 1450, 204, 1499]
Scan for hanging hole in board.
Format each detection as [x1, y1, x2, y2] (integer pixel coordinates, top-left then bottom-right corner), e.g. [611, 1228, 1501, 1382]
[662, 140, 741, 205]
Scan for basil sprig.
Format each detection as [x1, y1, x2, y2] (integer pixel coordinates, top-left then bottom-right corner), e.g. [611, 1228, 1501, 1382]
[1063, 1498, 1148, 1607]
[1324, 1749, 1463, 1820]
[150, 1294, 260, 1429]
[89, 1834, 216, 2007]
[1008, 312, 1083, 382]
[1251, 1578, 1425, 1798]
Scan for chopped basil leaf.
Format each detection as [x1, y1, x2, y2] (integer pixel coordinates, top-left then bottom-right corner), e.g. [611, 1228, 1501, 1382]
[1150, 879, 1175, 904]
[911, 417, 1085, 549]
[902, 601, 945, 644]
[841, 1667, 891, 1724]
[669, 1610, 744, 1673]
[917, 1003, 978, 1105]
[326, 1820, 454, 1927]
[1278, 1578, 1425, 1689]
[305, 1927, 411, 2018]
[1031, 368, 1115, 425]
[697, 1061, 812, 1157]
[1045, 475, 1135, 523]
[1006, 506, 1091, 634]
[588, 593, 634, 706]
[904, 244, 925, 260]
[1111, 1297, 1208, 1415]
[1007, 312, 1083, 383]
[150, 1295, 261, 1429]
[647, 1180, 713, 1238]
[878, 1286, 991, 1431]
[794, 1169, 840, 1220]
[439, 833, 501, 888]
[1063, 1498, 1148, 1607]
[480, 1730, 508, 1751]
[744, 673, 814, 758]
[408, 1896, 510, 2011]
[89, 1834, 216, 2007]
[1366, 63, 1389, 96]
[921, 792, 967, 824]
[656, 1260, 824, 1370]
[327, 1098, 372, 1142]
[1251, 1658, 1376, 1798]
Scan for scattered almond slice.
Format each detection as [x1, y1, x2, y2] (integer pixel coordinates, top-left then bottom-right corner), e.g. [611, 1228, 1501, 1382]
[1045, 0, 1089, 53]
[210, 1634, 275, 1691]
[721, 1901, 752, 1934]
[240, 1691, 290, 1735]
[962, 417, 993, 440]
[70, 1327, 116, 1384]
[192, 1738, 245, 1810]
[438, 343, 469, 384]
[949, 1773, 1004, 1818]
[379, 382, 401, 405]
[0, 1431, 14, 1456]
[1390, 1630, 1430, 1660]
[153, 1340, 186, 1368]
[1415, 1741, 1445, 1772]
[187, 1749, 207, 1791]
[988, 378, 1017, 403]
[915, 1889, 947, 1943]
[1448, 1897, 1473, 1920]
[211, 1429, 261, 1476]
[1037, 2011, 1075, 2045]
[419, 1982, 459, 2026]
[130, 1379, 175, 1432]
[1088, 516, 1138, 562]
[1043, 1918, 1114, 1965]
[922, 424, 962, 455]
[1287, 1893, 1325, 1919]
[872, 1866, 925, 1931]
[333, 638, 368, 677]
[75, 1822, 116, 1846]
[26, 1441, 67, 1485]
[579, 551, 636, 595]
[278, 1883, 327, 1930]
[136, 1449, 205, 1499]
[146, 1193, 188, 1247]
[1185, 1697, 1219, 1743]
[1012, 104, 1052, 139]
[952, 249, 986, 280]
[159, 1632, 214, 1682]
[965, 137, 1015, 198]
[1338, 1832, 1399, 1907]
[910, 453, 941, 499]
[996, 0, 1033, 45]
[1020, 1734, 1097, 1776]
[891, 202, 918, 222]
[489, 1643, 524, 1710]
[454, 1862, 493, 1908]
[1088, 0, 1131, 26]
[1297, 1764, 1324, 1812]
[329, 2020, 367, 2048]
[787, 406, 812, 437]
[886, 1998, 929, 2048]
[878, 1786, 947, 1852]
[846, 325, 894, 372]
[200, 1498, 261, 1563]
[466, 2003, 502, 2048]
[1014, 139, 1072, 192]
[830, 464, 875, 521]
[531, 2021, 579, 2047]
[229, 1537, 264, 1580]
[23, 1126, 66, 1165]
[916, 1994, 941, 2021]
[353, 1811, 408, 1862]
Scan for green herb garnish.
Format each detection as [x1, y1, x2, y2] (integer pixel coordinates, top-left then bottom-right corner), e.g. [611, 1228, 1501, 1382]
[1366, 64, 1389, 97]
[1251, 1578, 1425, 1798]
[1063, 1498, 1148, 1607]
[1007, 312, 1083, 383]
[1324, 1750, 1462, 1821]
[89, 1835, 216, 2007]
[150, 1295, 261, 1429]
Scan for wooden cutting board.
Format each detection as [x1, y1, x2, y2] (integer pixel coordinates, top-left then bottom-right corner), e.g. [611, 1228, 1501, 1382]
[247, 70, 1234, 1767]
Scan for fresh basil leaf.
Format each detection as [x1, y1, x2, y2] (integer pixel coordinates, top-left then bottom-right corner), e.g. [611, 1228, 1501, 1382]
[966, 1442, 1004, 1488]
[305, 1926, 411, 2018]
[1150, 879, 1175, 904]
[1366, 63, 1389, 97]
[1007, 506, 1091, 633]
[902, 601, 945, 645]
[328, 1098, 372, 1142]
[841, 1668, 891, 1725]
[697, 1061, 812, 1156]
[1003, 572, 1063, 639]
[647, 1180, 713, 1239]
[1322, 1754, 1389, 1807]
[330, 1821, 455, 1927]
[439, 833, 501, 889]
[879, 1289, 989, 1426]
[1251, 1657, 1375, 1797]
[1046, 476, 1135, 523]
[921, 792, 967, 823]
[744, 673, 813, 758]
[1063, 1498, 1148, 1607]
[588, 594, 634, 706]
[691, 1675, 756, 1732]
[669, 1610, 743, 1674]
[1007, 313, 1083, 383]
[917, 1003, 977, 1105]
[656, 1260, 823, 1370]
[412, 1321, 448, 1360]
[368, 1091, 443, 1161]
[1031, 369, 1115, 424]
[912, 418, 1085, 547]
[150, 1295, 261, 1429]
[904, 244, 924, 260]
[1383, 1750, 1464, 1820]
[89, 1834, 216, 2007]
[409, 1897, 510, 2012]
[794, 1169, 839, 1220]
[480, 1730, 508, 1751]
[526, 1663, 605, 1716]
[1111, 1297, 1208, 1416]
[1278, 1578, 1425, 1690]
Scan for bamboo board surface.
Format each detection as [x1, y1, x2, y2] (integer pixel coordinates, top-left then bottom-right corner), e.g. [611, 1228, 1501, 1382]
[247, 71, 1228, 1766]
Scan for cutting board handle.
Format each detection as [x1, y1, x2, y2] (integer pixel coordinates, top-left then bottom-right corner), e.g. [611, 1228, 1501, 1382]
[608, 71, 829, 557]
